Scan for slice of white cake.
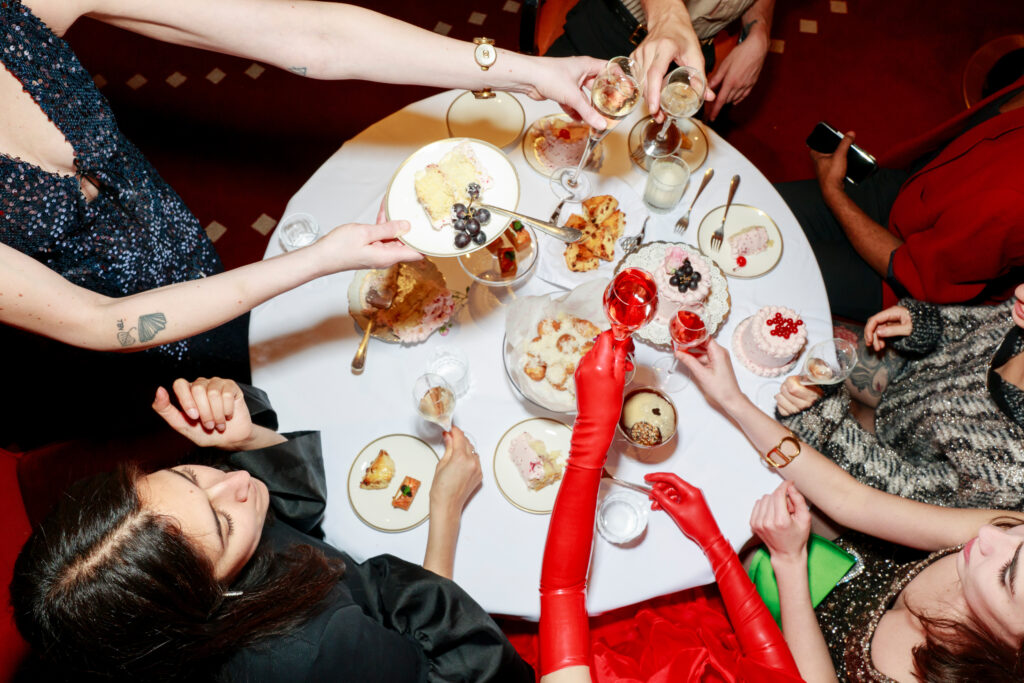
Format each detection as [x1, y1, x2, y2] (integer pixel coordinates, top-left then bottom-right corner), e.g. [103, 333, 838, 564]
[509, 432, 563, 491]
[414, 142, 493, 230]
[413, 164, 455, 229]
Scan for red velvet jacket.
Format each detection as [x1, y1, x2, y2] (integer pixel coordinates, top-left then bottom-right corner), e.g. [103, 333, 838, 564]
[881, 76, 1024, 307]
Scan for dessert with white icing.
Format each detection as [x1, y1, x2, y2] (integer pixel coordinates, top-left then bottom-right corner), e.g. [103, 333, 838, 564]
[509, 432, 564, 490]
[733, 306, 807, 377]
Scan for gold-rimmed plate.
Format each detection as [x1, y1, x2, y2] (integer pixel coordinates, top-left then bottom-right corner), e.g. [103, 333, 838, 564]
[385, 138, 520, 257]
[493, 417, 572, 514]
[696, 204, 783, 278]
[347, 434, 439, 532]
[628, 117, 709, 172]
[445, 91, 526, 149]
[521, 113, 605, 177]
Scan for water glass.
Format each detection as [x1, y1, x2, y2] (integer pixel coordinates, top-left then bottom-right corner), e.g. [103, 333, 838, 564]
[428, 346, 470, 398]
[279, 212, 320, 251]
[597, 490, 649, 544]
[643, 156, 690, 213]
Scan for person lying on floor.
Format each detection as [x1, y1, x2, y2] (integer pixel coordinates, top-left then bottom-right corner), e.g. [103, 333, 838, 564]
[1, 0, 610, 447]
[676, 341, 1024, 681]
[767, 283, 1024, 510]
[11, 377, 533, 682]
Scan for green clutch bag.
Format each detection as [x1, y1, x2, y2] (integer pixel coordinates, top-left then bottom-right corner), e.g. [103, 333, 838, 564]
[747, 534, 857, 625]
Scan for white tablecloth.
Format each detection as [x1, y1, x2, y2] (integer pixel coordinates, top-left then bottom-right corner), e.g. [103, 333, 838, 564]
[249, 90, 831, 619]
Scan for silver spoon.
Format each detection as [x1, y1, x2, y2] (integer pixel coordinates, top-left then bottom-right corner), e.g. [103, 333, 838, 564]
[675, 167, 714, 233]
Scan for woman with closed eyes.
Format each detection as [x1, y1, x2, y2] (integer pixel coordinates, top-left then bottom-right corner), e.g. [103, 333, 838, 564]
[11, 377, 533, 682]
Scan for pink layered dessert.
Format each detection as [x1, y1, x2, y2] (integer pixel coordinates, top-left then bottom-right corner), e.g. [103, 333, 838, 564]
[509, 432, 563, 491]
[653, 246, 711, 324]
[735, 306, 807, 376]
[728, 225, 769, 256]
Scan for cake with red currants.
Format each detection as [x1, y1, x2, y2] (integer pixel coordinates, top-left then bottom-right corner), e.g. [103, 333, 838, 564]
[732, 306, 807, 377]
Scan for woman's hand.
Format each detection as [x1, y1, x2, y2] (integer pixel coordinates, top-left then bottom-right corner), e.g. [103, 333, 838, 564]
[775, 376, 824, 416]
[517, 55, 610, 131]
[864, 305, 912, 352]
[674, 339, 745, 410]
[810, 130, 854, 201]
[152, 377, 256, 449]
[645, 471, 723, 549]
[750, 481, 811, 563]
[312, 206, 423, 274]
[430, 425, 482, 515]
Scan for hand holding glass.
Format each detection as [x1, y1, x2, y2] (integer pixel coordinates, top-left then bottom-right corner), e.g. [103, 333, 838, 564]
[550, 56, 643, 200]
[640, 66, 706, 158]
[603, 268, 658, 341]
[654, 305, 708, 391]
[796, 338, 858, 386]
[413, 374, 456, 432]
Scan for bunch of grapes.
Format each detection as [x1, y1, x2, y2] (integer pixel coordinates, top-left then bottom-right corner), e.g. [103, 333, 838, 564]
[451, 183, 490, 248]
[668, 258, 702, 292]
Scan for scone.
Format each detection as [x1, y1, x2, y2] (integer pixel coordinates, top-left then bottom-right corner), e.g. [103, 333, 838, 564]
[360, 450, 396, 490]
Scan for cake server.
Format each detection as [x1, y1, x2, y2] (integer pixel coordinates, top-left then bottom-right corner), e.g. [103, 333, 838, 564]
[351, 285, 394, 374]
[479, 203, 583, 243]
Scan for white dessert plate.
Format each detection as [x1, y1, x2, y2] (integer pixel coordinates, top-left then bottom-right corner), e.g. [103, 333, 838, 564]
[347, 434, 439, 532]
[445, 91, 526, 149]
[696, 204, 783, 278]
[616, 241, 731, 349]
[385, 138, 520, 257]
[521, 113, 605, 177]
[493, 417, 572, 514]
[627, 117, 709, 172]
[535, 176, 648, 290]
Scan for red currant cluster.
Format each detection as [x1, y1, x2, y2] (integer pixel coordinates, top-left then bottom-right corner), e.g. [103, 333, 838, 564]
[766, 313, 804, 339]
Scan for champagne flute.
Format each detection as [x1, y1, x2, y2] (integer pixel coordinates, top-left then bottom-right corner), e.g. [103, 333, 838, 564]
[653, 305, 709, 391]
[603, 267, 658, 341]
[635, 66, 706, 159]
[413, 373, 456, 432]
[550, 56, 643, 201]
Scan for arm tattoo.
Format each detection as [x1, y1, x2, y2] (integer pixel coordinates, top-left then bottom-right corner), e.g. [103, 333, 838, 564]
[116, 312, 168, 347]
[288, 66, 308, 76]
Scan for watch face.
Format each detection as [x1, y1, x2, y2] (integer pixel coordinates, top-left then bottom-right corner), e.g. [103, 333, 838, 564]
[475, 43, 497, 68]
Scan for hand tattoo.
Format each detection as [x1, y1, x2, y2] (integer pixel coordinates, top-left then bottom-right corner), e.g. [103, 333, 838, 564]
[288, 66, 308, 76]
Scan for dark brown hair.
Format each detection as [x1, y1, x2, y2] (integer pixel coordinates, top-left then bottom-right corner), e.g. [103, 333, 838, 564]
[10, 463, 344, 681]
[910, 517, 1024, 681]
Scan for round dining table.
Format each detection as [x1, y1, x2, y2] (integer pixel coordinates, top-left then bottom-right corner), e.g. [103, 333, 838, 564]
[249, 89, 831, 619]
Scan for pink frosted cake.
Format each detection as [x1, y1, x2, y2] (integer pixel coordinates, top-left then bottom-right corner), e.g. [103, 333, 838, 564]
[732, 306, 807, 377]
[728, 225, 770, 256]
[653, 246, 711, 324]
[509, 432, 563, 491]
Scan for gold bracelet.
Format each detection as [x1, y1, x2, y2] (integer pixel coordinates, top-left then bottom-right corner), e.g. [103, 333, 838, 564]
[762, 434, 801, 468]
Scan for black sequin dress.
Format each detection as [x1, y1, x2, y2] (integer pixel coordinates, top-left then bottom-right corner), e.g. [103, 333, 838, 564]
[815, 532, 959, 682]
[0, 1, 249, 447]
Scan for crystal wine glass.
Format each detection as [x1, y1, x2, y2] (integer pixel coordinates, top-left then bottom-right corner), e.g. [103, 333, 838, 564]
[653, 305, 708, 392]
[413, 373, 456, 432]
[603, 267, 659, 341]
[796, 338, 858, 386]
[550, 56, 643, 201]
[633, 66, 706, 160]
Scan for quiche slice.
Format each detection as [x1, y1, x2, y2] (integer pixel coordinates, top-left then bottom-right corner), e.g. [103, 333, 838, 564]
[360, 450, 396, 490]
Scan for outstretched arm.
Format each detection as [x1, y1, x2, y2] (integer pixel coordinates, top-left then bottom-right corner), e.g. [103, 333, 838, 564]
[0, 219, 419, 352]
[41, 0, 608, 130]
[645, 472, 801, 677]
[539, 330, 631, 682]
[633, 0, 713, 119]
[706, 0, 774, 121]
[677, 340, 1018, 549]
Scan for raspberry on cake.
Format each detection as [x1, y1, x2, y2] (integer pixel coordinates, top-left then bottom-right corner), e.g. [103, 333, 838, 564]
[728, 225, 770, 257]
[508, 432, 564, 490]
[732, 306, 808, 377]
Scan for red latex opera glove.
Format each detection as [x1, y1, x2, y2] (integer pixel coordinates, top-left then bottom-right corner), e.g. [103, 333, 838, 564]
[645, 472, 801, 677]
[539, 330, 632, 676]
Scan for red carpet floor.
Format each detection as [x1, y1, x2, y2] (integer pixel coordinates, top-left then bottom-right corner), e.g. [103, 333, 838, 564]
[66, 0, 1024, 272]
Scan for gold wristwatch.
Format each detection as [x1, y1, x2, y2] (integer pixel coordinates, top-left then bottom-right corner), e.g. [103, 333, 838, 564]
[472, 37, 497, 99]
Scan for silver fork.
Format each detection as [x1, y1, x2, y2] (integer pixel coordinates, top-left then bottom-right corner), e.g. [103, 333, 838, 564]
[675, 167, 714, 233]
[619, 216, 649, 255]
[710, 174, 740, 252]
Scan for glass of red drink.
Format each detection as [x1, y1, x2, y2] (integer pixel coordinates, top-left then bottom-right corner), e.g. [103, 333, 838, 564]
[653, 305, 708, 392]
[603, 267, 658, 341]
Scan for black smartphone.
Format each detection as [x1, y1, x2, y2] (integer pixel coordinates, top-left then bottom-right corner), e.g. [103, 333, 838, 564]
[806, 121, 878, 184]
